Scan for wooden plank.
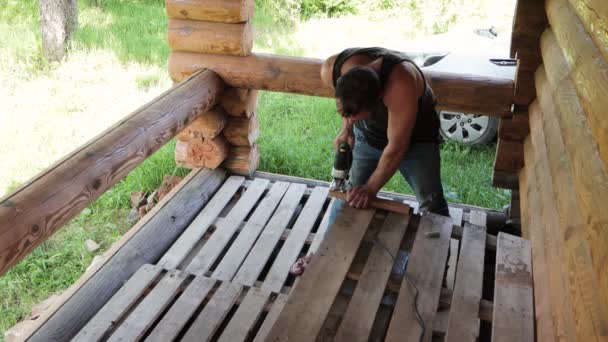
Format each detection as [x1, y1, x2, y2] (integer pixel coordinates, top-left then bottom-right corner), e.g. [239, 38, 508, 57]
[529, 97, 577, 341]
[218, 288, 271, 342]
[107, 269, 188, 342]
[445, 223, 486, 342]
[328, 189, 410, 215]
[233, 183, 306, 286]
[27, 168, 226, 342]
[449, 207, 463, 226]
[446, 239, 459, 291]
[264, 206, 376, 341]
[165, 0, 254, 23]
[385, 214, 453, 342]
[468, 210, 487, 227]
[334, 212, 410, 342]
[521, 138, 557, 342]
[146, 276, 217, 342]
[492, 169, 519, 189]
[169, 52, 514, 116]
[186, 178, 269, 275]
[0, 69, 223, 277]
[493, 138, 524, 172]
[181, 282, 243, 342]
[252, 294, 288, 342]
[540, 30, 608, 316]
[536, 73, 608, 339]
[491, 233, 534, 342]
[567, 0, 608, 62]
[307, 198, 336, 255]
[71, 264, 163, 341]
[158, 175, 244, 268]
[498, 112, 530, 141]
[403, 199, 420, 214]
[213, 181, 290, 281]
[262, 187, 329, 292]
[546, 0, 608, 169]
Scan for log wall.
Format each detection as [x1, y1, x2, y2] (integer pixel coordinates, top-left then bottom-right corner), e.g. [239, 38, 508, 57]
[515, 0, 608, 339]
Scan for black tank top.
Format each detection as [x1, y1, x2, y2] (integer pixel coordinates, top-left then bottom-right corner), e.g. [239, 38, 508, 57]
[332, 47, 440, 149]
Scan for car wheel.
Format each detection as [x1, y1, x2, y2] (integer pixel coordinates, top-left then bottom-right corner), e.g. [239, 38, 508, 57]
[438, 111, 498, 145]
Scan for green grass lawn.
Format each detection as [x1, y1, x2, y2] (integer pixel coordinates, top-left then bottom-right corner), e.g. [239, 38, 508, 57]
[0, 0, 511, 337]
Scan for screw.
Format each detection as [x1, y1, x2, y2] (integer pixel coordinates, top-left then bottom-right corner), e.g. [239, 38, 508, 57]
[467, 119, 472, 123]
[456, 115, 461, 119]
[460, 122, 465, 126]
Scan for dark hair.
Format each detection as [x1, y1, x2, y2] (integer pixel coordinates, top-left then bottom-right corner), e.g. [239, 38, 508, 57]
[335, 66, 381, 117]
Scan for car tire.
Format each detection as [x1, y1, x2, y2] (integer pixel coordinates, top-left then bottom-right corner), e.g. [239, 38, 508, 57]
[438, 111, 498, 145]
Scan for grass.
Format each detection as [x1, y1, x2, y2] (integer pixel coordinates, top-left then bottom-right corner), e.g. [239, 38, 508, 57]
[0, 0, 513, 337]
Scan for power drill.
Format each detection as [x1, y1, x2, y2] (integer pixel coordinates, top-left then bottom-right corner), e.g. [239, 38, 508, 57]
[329, 142, 352, 192]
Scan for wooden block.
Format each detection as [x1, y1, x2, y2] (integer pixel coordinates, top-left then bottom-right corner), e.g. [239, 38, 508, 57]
[385, 214, 453, 342]
[546, 0, 608, 169]
[262, 187, 329, 293]
[165, 0, 254, 23]
[175, 135, 230, 169]
[221, 88, 258, 118]
[445, 224, 486, 342]
[498, 112, 529, 141]
[212, 181, 290, 281]
[264, 206, 375, 341]
[186, 178, 269, 275]
[224, 145, 259, 176]
[177, 106, 227, 140]
[334, 212, 410, 342]
[491, 233, 534, 342]
[492, 169, 519, 189]
[510, 0, 548, 58]
[168, 19, 252, 56]
[493, 138, 524, 172]
[158, 176, 244, 269]
[72, 264, 163, 341]
[223, 114, 259, 146]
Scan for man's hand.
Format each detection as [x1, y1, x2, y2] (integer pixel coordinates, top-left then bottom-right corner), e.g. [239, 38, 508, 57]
[346, 184, 376, 209]
[334, 130, 354, 150]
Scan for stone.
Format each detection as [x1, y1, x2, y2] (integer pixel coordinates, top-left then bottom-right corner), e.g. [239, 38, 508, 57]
[158, 175, 183, 201]
[85, 239, 100, 252]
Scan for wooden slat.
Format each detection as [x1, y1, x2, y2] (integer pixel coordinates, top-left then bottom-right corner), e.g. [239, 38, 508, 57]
[158, 175, 244, 268]
[445, 223, 486, 342]
[449, 207, 463, 226]
[446, 239, 459, 291]
[213, 181, 290, 281]
[264, 206, 376, 341]
[252, 294, 288, 342]
[233, 183, 306, 286]
[72, 264, 163, 341]
[541, 29, 608, 314]
[169, 52, 514, 116]
[0, 69, 223, 278]
[28, 168, 226, 342]
[307, 198, 336, 255]
[182, 282, 243, 342]
[546, 0, 608, 169]
[262, 187, 329, 292]
[107, 269, 188, 342]
[186, 178, 269, 275]
[334, 212, 410, 342]
[468, 210, 487, 227]
[146, 276, 217, 342]
[403, 199, 420, 214]
[491, 233, 534, 342]
[218, 288, 271, 342]
[385, 214, 453, 342]
[529, 97, 577, 341]
[537, 74, 608, 339]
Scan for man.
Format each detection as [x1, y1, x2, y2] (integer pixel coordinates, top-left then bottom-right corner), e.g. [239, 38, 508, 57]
[290, 47, 450, 275]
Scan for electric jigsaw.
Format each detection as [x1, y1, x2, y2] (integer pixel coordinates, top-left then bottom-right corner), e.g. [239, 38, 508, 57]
[329, 142, 353, 192]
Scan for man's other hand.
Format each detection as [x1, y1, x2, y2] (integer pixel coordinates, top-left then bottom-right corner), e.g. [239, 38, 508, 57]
[346, 184, 376, 209]
[334, 130, 354, 150]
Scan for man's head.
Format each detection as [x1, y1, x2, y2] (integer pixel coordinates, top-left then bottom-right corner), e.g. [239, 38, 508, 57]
[335, 66, 381, 120]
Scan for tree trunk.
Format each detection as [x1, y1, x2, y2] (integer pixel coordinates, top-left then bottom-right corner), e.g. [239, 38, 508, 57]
[40, 0, 78, 62]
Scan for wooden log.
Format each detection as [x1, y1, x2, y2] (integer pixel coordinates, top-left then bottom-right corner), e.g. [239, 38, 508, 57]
[224, 145, 259, 176]
[492, 169, 519, 189]
[0, 69, 223, 276]
[498, 108, 529, 141]
[175, 135, 230, 169]
[168, 19, 252, 56]
[177, 106, 227, 140]
[493, 138, 524, 172]
[567, 0, 608, 62]
[165, 0, 254, 23]
[510, 0, 548, 58]
[546, 0, 608, 169]
[221, 88, 258, 118]
[223, 114, 259, 146]
[26, 168, 226, 341]
[169, 52, 514, 116]
[540, 29, 608, 320]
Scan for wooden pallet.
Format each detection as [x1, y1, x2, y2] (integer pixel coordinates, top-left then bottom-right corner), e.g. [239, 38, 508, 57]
[72, 175, 533, 341]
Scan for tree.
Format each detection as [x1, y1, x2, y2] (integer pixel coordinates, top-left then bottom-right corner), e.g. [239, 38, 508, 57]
[39, 0, 78, 62]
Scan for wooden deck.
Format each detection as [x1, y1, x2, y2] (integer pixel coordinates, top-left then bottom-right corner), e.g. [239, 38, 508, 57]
[71, 174, 533, 342]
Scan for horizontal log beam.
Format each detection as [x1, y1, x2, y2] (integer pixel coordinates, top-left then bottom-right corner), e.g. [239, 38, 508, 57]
[165, 0, 254, 23]
[168, 19, 252, 56]
[169, 52, 514, 117]
[0, 69, 224, 276]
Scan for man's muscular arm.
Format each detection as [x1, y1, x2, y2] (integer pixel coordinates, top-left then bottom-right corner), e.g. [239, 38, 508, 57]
[348, 65, 419, 208]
